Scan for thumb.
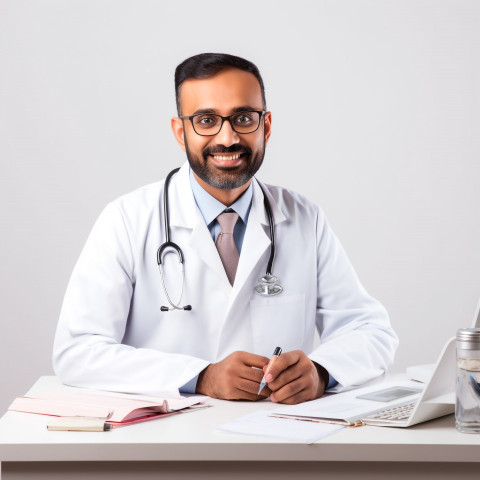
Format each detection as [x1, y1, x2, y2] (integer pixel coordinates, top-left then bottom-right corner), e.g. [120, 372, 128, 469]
[264, 355, 285, 382]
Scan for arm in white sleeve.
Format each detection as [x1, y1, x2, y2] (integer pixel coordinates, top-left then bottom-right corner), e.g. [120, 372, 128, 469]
[52, 202, 209, 395]
[308, 208, 399, 391]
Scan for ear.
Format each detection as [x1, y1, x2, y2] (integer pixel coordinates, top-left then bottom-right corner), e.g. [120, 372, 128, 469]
[171, 117, 186, 152]
[263, 111, 272, 146]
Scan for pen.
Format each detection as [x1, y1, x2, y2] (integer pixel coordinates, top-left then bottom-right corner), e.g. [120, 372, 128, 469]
[47, 416, 112, 432]
[257, 346, 282, 395]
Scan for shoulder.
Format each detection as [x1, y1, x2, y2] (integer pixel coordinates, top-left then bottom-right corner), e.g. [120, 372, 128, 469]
[89, 181, 168, 241]
[260, 181, 325, 224]
[105, 181, 166, 218]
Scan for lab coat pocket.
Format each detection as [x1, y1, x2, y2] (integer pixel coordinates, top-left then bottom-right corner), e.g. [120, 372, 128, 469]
[250, 293, 305, 357]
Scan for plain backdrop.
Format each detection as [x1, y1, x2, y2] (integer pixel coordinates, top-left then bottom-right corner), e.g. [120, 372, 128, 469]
[0, 0, 479, 413]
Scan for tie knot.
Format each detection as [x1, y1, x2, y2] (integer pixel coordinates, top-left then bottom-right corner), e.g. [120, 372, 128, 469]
[217, 211, 239, 234]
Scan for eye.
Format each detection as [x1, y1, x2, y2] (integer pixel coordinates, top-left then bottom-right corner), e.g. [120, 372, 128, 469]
[233, 113, 254, 126]
[194, 115, 219, 129]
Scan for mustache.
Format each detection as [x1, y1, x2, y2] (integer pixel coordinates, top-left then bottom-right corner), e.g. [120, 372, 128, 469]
[203, 145, 252, 157]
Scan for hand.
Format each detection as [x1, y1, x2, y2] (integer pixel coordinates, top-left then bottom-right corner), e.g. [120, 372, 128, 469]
[196, 351, 270, 401]
[264, 350, 328, 405]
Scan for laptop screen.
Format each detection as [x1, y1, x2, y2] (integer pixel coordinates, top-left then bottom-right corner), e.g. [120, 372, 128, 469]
[472, 297, 480, 328]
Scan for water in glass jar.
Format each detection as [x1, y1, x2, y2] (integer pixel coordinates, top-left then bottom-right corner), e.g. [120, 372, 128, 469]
[456, 358, 480, 433]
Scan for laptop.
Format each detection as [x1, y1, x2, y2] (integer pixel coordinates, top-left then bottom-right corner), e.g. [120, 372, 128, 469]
[272, 336, 456, 428]
[365, 298, 480, 426]
[362, 336, 455, 426]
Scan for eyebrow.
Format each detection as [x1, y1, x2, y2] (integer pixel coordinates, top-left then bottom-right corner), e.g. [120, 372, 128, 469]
[192, 105, 262, 115]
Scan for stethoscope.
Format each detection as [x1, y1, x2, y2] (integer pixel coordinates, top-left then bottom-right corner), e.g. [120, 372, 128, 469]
[157, 168, 283, 312]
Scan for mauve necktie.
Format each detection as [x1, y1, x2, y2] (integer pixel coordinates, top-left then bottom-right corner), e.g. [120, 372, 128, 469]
[215, 211, 240, 285]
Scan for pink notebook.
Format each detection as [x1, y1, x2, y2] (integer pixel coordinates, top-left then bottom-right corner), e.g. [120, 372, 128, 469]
[9, 390, 206, 426]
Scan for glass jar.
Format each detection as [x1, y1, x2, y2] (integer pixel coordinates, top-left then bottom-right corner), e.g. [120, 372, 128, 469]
[456, 328, 480, 433]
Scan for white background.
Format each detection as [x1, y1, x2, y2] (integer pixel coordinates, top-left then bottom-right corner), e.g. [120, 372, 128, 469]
[0, 0, 479, 413]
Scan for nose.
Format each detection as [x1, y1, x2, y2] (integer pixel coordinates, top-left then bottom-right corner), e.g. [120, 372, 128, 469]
[214, 119, 240, 147]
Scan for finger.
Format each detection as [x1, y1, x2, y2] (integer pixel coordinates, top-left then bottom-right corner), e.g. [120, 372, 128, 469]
[237, 352, 270, 369]
[235, 378, 270, 400]
[270, 378, 307, 404]
[264, 351, 299, 382]
[234, 390, 267, 401]
[238, 364, 266, 383]
[257, 383, 272, 396]
[267, 363, 302, 392]
[272, 388, 310, 405]
[237, 376, 272, 397]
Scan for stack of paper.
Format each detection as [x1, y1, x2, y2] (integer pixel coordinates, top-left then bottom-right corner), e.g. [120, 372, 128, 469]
[9, 390, 207, 427]
[216, 410, 345, 444]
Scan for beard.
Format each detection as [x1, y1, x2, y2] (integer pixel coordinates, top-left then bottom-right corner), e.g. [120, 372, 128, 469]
[185, 136, 265, 190]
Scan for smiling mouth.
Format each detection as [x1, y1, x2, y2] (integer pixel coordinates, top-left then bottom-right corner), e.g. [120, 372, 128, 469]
[211, 153, 243, 161]
[207, 152, 248, 168]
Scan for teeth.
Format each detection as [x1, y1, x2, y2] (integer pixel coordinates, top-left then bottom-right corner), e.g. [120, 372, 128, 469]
[213, 154, 241, 160]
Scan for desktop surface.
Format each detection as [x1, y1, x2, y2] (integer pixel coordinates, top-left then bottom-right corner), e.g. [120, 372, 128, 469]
[1, 376, 480, 480]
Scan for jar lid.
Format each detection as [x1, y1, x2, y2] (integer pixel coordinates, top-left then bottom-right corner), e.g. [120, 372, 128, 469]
[457, 328, 480, 349]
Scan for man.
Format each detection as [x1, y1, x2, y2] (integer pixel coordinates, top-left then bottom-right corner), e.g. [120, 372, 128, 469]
[53, 53, 398, 404]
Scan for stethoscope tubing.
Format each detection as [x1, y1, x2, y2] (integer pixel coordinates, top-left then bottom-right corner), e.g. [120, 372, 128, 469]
[257, 182, 276, 276]
[161, 167, 181, 250]
[157, 168, 280, 311]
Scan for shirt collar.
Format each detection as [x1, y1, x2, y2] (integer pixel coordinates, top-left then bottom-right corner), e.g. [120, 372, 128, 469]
[189, 168, 253, 226]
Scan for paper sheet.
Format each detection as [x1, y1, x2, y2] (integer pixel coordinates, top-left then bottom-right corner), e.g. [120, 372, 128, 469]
[216, 410, 345, 444]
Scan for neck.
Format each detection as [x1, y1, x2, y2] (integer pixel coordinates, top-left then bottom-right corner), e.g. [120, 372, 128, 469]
[193, 172, 251, 206]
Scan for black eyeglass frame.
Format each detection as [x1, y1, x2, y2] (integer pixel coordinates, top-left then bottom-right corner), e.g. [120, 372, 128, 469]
[178, 110, 266, 136]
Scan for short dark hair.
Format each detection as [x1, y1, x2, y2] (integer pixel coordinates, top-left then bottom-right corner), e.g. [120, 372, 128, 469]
[174, 53, 266, 115]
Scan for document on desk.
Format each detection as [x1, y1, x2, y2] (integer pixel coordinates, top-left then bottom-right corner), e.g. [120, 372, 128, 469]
[8, 390, 208, 428]
[270, 381, 424, 426]
[216, 410, 345, 444]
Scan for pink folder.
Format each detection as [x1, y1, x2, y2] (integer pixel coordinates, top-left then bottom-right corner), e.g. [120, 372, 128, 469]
[8, 390, 206, 426]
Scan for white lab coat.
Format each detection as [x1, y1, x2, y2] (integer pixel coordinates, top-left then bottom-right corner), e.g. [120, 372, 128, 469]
[53, 162, 398, 395]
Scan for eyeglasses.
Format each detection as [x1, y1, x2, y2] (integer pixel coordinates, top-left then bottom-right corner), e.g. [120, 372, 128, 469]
[179, 110, 265, 136]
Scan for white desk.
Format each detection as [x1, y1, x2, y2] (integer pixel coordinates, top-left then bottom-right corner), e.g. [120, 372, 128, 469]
[1, 376, 480, 480]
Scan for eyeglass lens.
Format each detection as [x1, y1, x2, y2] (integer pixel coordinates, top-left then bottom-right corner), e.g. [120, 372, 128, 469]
[192, 112, 260, 135]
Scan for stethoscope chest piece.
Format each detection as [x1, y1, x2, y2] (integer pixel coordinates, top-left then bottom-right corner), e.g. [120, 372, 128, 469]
[255, 274, 283, 296]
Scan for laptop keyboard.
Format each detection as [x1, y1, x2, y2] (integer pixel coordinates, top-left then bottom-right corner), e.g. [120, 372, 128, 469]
[364, 402, 416, 422]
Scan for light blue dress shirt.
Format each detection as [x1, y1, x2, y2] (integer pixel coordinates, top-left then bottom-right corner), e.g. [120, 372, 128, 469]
[180, 169, 337, 393]
[188, 168, 253, 252]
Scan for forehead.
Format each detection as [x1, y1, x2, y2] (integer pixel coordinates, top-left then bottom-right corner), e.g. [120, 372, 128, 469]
[179, 68, 263, 114]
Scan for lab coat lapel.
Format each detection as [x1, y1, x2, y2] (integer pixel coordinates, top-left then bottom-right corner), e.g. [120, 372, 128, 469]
[231, 178, 287, 296]
[168, 166, 288, 291]
[168, 163, 230, 285]
[168, 163, 198, 230]
[188, 224, 229, 284]
[217, 178, 288, 356]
